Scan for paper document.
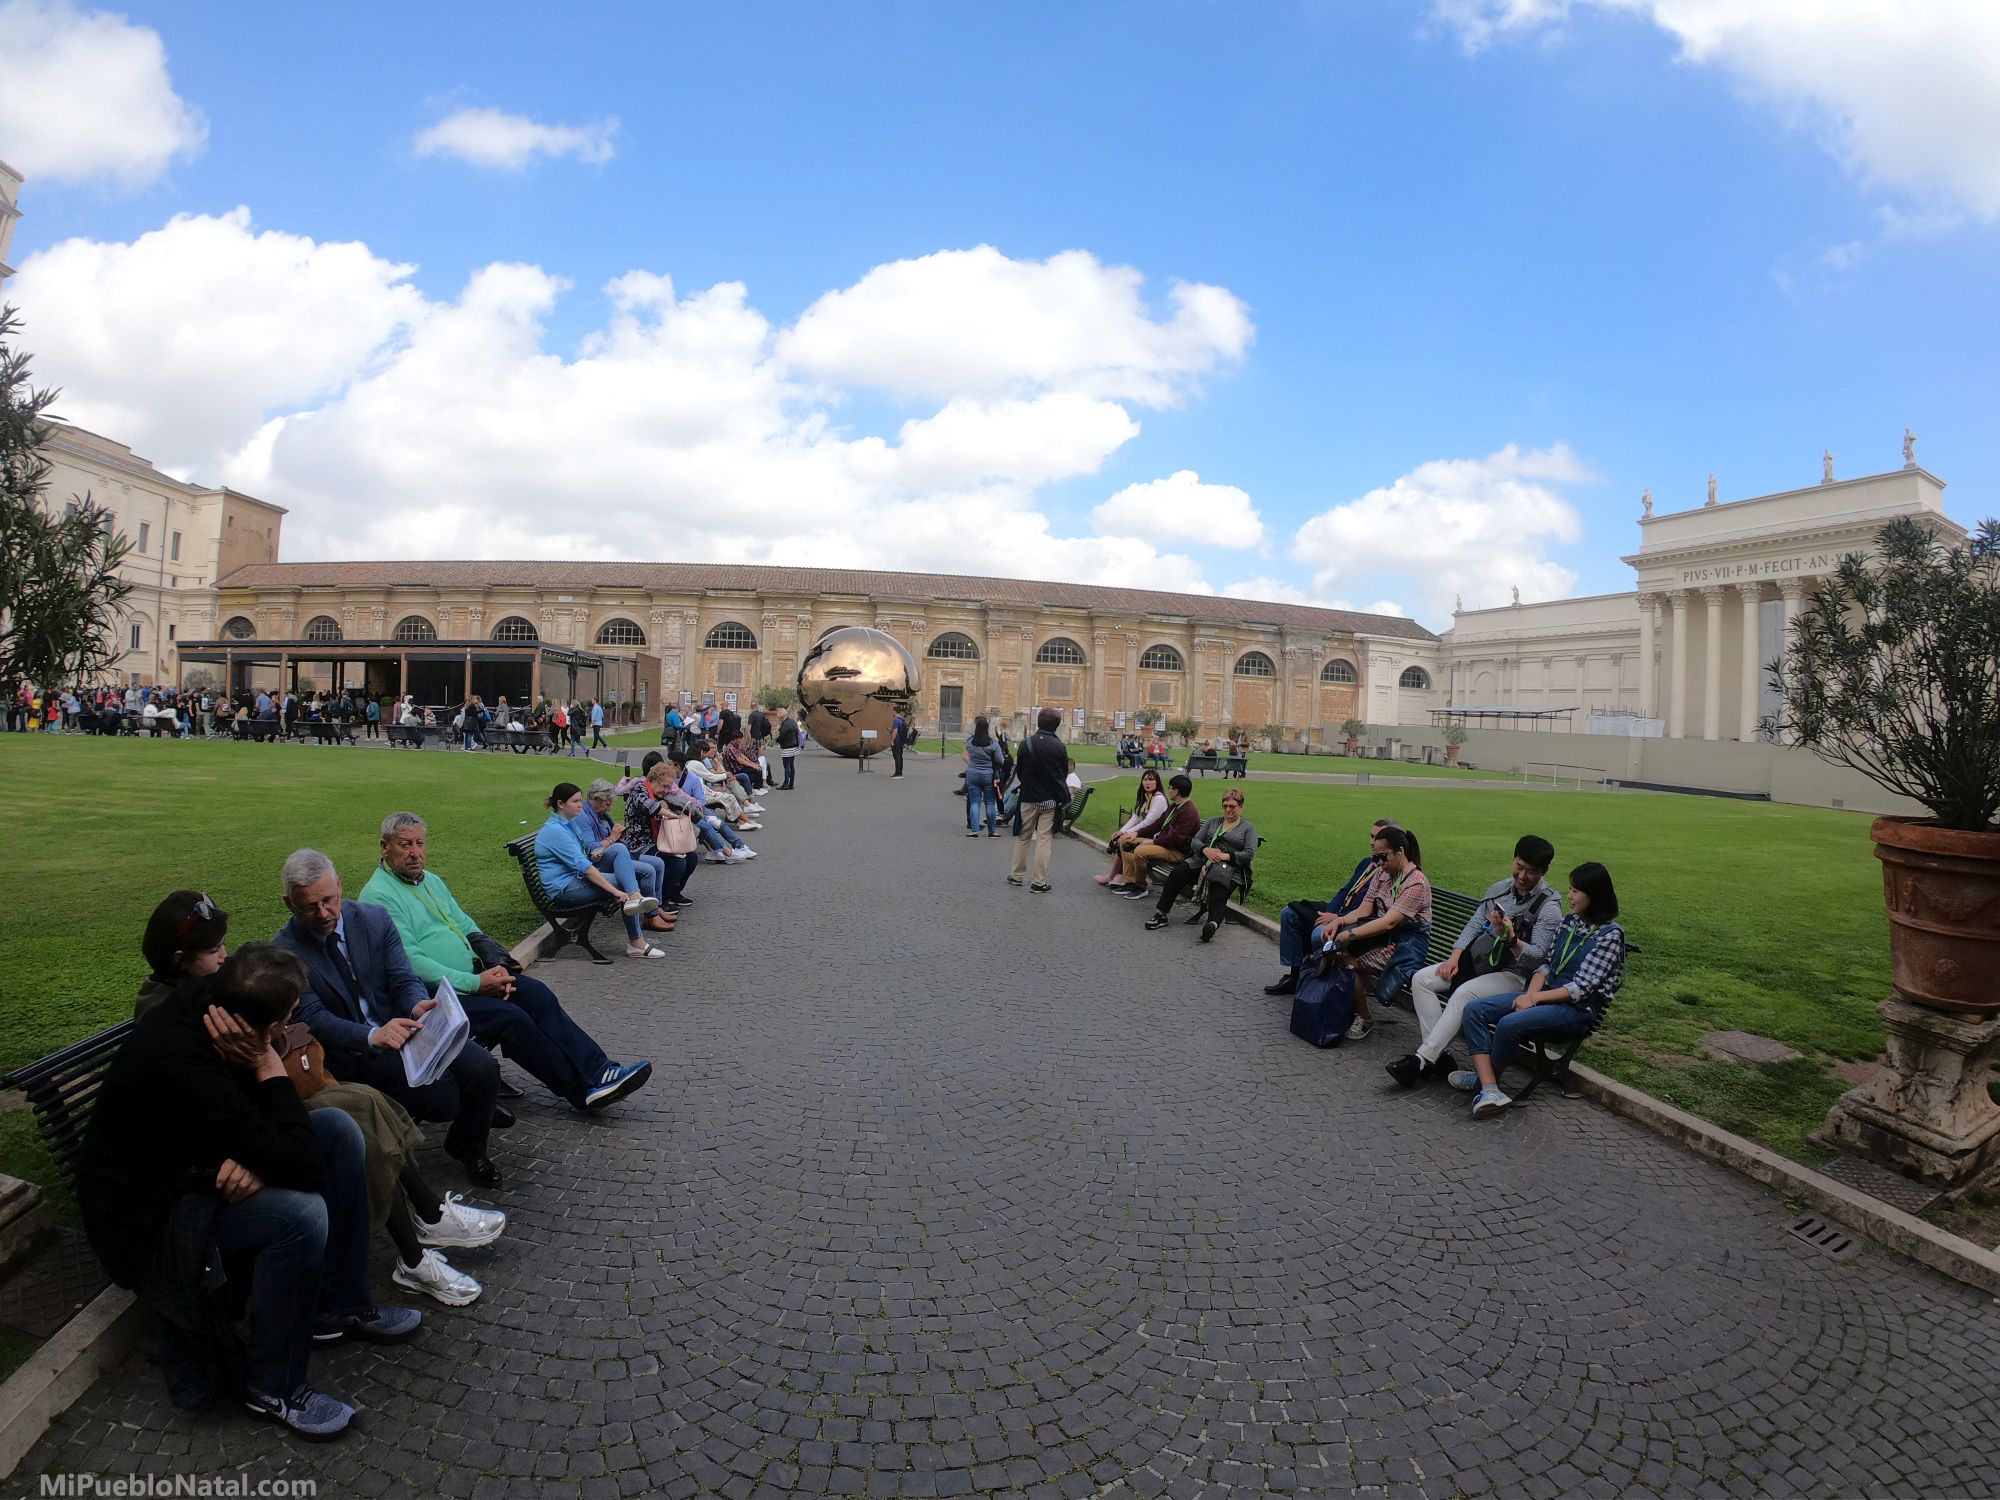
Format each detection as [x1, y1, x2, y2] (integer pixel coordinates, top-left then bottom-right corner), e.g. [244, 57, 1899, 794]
[401, 980, 471, 1089]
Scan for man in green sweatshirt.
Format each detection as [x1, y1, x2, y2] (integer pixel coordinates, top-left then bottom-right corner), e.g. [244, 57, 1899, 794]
[359, 812, 652, 1112]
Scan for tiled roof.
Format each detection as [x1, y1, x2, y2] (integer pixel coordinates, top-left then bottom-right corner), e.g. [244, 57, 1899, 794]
[215, 559, 1436, 642]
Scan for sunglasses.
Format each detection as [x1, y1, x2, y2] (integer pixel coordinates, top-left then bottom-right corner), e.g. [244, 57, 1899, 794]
[175, 893, 218, 938]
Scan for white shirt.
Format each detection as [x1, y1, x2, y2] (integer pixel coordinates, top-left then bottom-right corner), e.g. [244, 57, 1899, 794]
[1116, 791, 1168, 837]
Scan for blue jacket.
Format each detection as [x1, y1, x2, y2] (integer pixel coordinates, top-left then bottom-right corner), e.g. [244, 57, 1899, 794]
[272, 900, 432, 1063]
[535, 811, 596, 892]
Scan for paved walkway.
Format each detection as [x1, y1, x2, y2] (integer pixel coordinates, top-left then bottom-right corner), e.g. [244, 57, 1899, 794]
[23, 751, 1999, 1498]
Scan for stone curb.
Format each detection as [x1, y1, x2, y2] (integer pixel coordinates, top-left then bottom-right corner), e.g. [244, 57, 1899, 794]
[0, 1287, 145, 1480]
[1069, 828, 2000, 1298]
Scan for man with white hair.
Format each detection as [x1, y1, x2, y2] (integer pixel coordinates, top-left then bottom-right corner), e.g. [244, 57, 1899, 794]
[273, 849, 507, 1189]
[361, 812, 652, 1115]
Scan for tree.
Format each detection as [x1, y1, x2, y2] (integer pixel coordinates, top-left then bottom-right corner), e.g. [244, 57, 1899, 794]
[755, 683, 797, 711]
[1164, 714, 1202, 746]
[0, 307, 133, 689]
[1764, 516, 2000, 830]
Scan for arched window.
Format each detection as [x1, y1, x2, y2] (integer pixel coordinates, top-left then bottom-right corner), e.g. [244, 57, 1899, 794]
[1400, 666, 1432, 690]
[926, 632, 980, 661]
[704, 621, 758, 651]
[392, 615, 437, 642]
[301, 615, 342, 642]
[1234, 651, 1276, 678]
[1320, 658, 1357, 684]
[1034, 637, 1085, 666]
[220, 616, 256, 640]
[596, 618, 646, 647]
[491, 616, 539, 642]
[1139, 644, 1184, 672]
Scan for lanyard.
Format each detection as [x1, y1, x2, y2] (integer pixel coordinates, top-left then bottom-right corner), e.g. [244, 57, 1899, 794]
[409, 874, 472, 945]
[1552, 923, 1590, 974]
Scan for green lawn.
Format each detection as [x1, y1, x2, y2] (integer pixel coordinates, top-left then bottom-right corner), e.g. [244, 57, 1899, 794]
[1077, 776, 1886, 1162]
[909, 737, 1490, 779]
[0, 737, 572, 1078]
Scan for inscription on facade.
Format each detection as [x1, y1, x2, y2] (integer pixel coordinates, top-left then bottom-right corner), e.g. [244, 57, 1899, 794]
[1681, 553, 1835, 584]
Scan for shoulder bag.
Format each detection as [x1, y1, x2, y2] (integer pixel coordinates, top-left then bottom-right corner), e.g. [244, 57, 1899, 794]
[278, 1020, 333, 1100]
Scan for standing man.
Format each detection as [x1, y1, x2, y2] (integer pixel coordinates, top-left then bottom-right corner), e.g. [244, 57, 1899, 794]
[590, 698, 608, 749]
[776, 707, 800, 790]
[889, 710, 908, 778]
[747, 702, 771, 757]
[1007, 708, 1068, 892]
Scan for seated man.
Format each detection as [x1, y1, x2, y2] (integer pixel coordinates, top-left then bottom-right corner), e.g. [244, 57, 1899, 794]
[274, 849, 506, 1189]
[1387, 835, 1561, 1087]
[362, 813, 654, 1115]
[1112, 774, 1201, 897]
[1264, 817, 1400, 995]
[79, 944, 420, 1439]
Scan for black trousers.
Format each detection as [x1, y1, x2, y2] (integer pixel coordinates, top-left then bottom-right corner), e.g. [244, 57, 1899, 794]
[338, 1039, 500, 1159]
[1155, 862, 1232, 920]
[890, 743, 905, 776]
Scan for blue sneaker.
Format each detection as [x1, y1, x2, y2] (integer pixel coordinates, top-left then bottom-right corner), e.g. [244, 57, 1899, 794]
[1472, 1086, 1514, 1118]
[585, 1060, 653, 1110]
[244, 1384, 356, 1440]
[314, 1305, 423, 1345]
[1447, 1069, 1480, 1092]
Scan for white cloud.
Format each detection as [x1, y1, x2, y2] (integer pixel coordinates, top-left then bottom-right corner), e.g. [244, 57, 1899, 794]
[1291, 443, 1590, 622]
[413, 106, 618, 169]
[0, 0, 205, 187]
[778, 245, 1253, 405]
[1220, 578, 1408, 616]
[13, 216, 1251, 597]
[1433, 0, 2000, 220]
[1093, 470, 1265, 549]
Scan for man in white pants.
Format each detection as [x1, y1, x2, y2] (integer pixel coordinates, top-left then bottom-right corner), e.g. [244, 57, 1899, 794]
[1384, 836, 1561, 1087]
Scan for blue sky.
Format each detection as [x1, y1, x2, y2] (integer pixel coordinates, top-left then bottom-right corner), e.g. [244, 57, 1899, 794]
[4, 0, 1996, 627]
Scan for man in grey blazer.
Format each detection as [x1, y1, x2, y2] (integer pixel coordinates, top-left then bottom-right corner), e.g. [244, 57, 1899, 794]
[273, 848, 505, 1188]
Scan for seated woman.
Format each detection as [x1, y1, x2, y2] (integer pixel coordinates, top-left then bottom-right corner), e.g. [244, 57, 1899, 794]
[135, 891, 502, 1317]
[1143, 787, 1256, 943]
[1455, 862, 1625, 1118]
[721, 734, 765, 796]
[536, 782, 665, 958]
[1320, 826, 1430, 1042]
[670, 748, 755, 861]
[1096, 768, 1168, 885]
[621, 755, 702, 908]
[581, 779, 674, 934]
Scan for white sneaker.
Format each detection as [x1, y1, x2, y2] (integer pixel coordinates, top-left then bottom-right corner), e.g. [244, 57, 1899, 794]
[625, 943, 667, 959]
[416, 1192, 506, 1249]
[735, 821, 762, 831]
[392, 1249, 482, 1307]
[736, 848, 758, 860]
[621, 894, 661, 916]
[702, 851, 728, 863]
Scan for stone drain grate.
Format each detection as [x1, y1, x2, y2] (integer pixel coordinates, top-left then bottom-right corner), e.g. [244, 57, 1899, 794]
[1784, 1213, 1861, 1261]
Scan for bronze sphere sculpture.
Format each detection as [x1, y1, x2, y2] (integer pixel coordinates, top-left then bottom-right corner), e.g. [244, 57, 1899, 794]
[797, 626, 922, 758]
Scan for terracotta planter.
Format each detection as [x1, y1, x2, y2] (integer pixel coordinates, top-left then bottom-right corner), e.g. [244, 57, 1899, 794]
[1445, 745, 1462, 765]
[1344, 737, 1359, 755]
[1872, 817, 2000, 1017]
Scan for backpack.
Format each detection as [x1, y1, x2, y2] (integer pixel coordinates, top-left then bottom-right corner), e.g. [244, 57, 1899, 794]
[1288, 960, 1357, 1048]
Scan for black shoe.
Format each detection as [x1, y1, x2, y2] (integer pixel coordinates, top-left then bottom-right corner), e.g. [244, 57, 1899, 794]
[1385, 1053, 1425, 1088]
[987, 829, 1000, 837]
[1263, 970, 1299, 996]
[490, 1104, 515, 1130]
[1030, 883, 1051, 893]
[496, 1077, 524, 1099]
[1432, 1050, 1460, 1079]
[1007, 876, 1024, 887]
[1199, 920, 1217, 943]
[1143, 913, 1169, 930]
[449, 1151, 501, 1189]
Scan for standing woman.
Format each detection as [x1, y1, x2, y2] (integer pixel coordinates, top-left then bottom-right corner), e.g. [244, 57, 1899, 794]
[962, 716, 1005, 836]
[1097, 768, 1169, 885]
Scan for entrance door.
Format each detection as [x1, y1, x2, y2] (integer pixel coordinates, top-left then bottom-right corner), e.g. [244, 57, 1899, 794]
[939, 684, 964, 737]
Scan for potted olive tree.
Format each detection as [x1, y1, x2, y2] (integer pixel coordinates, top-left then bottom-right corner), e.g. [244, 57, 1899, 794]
[1768, 516, 2000, 1187]
[1165, 714, 1201, 748]
[1444, 725, 1468, 765]
[1340, 718, 1366, 756]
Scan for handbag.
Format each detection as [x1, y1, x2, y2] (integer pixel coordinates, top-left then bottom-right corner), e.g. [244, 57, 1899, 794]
[468, 930, 520, 973]
[278, 1021, 332, 1100]
[657, 809, 699, 856]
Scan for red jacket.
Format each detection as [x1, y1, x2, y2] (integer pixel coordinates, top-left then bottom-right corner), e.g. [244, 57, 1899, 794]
[1154, 799, 1201, 852]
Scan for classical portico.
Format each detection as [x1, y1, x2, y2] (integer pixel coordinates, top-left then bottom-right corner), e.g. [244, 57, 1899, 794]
[1626, 464, 1958, 741]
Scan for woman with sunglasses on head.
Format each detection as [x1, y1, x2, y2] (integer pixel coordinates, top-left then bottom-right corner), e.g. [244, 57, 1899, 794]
[136, 891, 506, 1307]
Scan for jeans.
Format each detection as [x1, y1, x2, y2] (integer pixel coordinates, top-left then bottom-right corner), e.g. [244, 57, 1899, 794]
[1278, 900, 1339, 968]
[1461, 993, 1593, 1077]
[1010, 801, 1057, 884]
[1410, 964, 1525, 1064]
[209, 1110, 370, 1397]
[605, 846, 663, 903]
[553, 873, 642, 941]
[966, 771, 997, 831]
[780, 751, 796, 788]
[464, 974, 613, 1108]
[705, 815, 747, 851]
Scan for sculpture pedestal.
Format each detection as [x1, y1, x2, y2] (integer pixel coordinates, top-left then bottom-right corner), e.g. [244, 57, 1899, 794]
[1817, 998, 2000, 1190]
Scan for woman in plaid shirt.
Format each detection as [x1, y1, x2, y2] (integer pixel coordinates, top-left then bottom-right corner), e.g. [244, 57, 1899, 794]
[1454, 862, 1626, 1118]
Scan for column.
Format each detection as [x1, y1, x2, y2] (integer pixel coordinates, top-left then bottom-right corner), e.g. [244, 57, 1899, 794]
[1220, 644, 1235, 726]
[1776, 581, 1809, 745]
[1637, 594, 1657, 719]
[1667, 592, 1689, 739]
[1738, 583, 1762, 742]
[1090, 632, 1108, 730]
[1701, 585, 1726, 740]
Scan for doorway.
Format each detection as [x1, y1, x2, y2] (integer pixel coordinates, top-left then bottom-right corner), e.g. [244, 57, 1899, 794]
[939, 684, 964, 737]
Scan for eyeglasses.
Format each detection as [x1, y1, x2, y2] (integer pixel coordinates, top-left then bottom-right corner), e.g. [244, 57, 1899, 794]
[175, 893, 217, 937]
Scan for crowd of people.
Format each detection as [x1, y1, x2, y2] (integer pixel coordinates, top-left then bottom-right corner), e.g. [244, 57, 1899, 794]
[74, 719, 803, 1441]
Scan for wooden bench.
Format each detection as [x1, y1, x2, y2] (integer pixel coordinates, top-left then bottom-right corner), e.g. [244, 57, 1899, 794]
[1183, 752, 1220, 775]
[3, 1021, 134, 1200]
[386, 723, 434, 748]
[485, 727, 554, 754]
[1054, 783, 1095, 835]
[231, 718, 285, 742]
[505, 831, 622, 964]
[300, 720, 355, 745]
